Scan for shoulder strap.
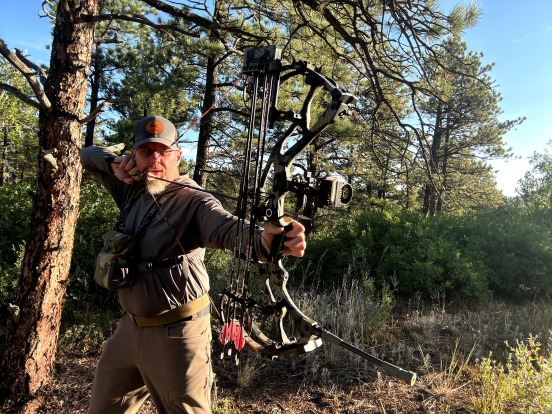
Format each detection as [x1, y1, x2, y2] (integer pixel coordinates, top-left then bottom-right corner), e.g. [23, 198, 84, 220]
[134, 190, 179, 240]
[115, 190, 143, 232]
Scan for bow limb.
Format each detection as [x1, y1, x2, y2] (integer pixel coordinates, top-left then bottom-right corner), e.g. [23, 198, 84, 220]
[244, 249, 417, 385]
[259, 62, 357, 193]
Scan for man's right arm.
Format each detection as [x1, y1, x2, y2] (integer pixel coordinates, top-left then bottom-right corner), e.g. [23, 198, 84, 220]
[80, 146, 141, 207]
[80, 146, 140, 183]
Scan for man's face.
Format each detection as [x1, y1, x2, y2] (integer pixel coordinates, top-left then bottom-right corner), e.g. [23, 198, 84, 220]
[131, 142, 181, 193]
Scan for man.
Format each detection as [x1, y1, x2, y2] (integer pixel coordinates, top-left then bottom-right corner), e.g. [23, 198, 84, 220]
[80, 115, 306, 413]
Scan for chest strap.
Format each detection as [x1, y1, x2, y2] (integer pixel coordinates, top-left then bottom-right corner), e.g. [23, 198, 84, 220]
[137, 256, 184, 272]
[129, 293, 210, 327]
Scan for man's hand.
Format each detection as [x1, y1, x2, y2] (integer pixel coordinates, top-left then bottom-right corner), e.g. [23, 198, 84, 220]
[262, 220, 307, 258]
[111, 155, 141, 184]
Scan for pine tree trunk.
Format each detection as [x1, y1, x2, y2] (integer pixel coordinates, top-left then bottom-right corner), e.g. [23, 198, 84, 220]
[422, 103, 443, 217]
[436, 126, 451, 212]
[85, 48, 103, 147]
[423, 184, 436, 217]
[0, 1, 97, 411]
[193, 54, 218, 188]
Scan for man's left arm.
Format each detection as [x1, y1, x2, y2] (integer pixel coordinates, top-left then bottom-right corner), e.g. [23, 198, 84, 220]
[187, 193, 306, 261]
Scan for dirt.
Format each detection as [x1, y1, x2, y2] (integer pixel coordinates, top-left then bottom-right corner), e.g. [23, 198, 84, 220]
[38, 349, 480, 413]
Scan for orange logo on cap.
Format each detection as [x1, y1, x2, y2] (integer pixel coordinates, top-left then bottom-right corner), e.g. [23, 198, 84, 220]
[146, 120, 163, 135]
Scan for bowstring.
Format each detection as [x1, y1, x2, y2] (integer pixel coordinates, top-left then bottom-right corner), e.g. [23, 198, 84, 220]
[222, 74, 260, 361]
[220, 64, 284, 360]
[239, 72, 275, 341]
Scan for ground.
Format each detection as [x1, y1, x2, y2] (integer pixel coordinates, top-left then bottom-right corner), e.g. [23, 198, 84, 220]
[40, 348, 480, 413]
[36, 297, 535, 413]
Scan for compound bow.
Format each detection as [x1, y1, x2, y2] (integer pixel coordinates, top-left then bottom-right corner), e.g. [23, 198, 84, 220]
[219, 45, 416, 386]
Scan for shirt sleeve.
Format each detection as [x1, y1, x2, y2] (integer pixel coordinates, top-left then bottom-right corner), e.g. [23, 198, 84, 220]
[80, 146, 139, 209]
[184, 189, 269, 263]
[80, 145, 116, 175]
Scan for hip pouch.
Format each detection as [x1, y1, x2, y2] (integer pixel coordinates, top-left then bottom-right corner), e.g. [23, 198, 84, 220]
[94, 230, 137, 290]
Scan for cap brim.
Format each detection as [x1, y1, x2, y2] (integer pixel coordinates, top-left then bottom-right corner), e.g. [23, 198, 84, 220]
[132, 137, 179, 149]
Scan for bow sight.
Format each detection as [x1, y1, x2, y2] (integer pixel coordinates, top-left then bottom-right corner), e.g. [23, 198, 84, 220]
[220, 45, 416, 386]
[288, 167, 354, 210]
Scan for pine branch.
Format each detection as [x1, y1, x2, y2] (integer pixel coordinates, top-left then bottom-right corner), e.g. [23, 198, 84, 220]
[80, 98, 131, 124]
[0, 39, 51, 113]
[0, 82, 40, 109]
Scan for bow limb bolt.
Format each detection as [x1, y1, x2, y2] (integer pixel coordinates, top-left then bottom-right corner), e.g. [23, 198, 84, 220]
[219, 45, 416, 386]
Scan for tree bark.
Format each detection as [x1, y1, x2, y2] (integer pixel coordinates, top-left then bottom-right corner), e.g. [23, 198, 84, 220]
[0, 1, 97, 411]
[423, 103, 443, 217]
[436, 124, 451, 212]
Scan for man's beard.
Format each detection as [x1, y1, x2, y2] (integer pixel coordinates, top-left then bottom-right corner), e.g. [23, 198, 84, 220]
[145, 177, 166, 195]
[144, 165, 168, 195]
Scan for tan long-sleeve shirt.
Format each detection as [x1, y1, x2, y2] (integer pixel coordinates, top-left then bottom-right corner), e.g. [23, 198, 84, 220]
[80, 145, 267, 317]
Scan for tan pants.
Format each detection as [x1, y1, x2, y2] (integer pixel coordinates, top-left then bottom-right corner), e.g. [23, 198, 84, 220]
[88, 313, 212, 414]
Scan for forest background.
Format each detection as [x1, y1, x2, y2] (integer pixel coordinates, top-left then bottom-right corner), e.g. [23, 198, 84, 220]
[1, 0, 552, 413]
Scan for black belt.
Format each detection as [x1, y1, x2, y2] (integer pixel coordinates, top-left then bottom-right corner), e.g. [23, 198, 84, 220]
[137, 256, 184, 272]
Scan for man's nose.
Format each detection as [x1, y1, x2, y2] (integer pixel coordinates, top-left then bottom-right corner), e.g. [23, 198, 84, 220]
[150, 151, 162, 160]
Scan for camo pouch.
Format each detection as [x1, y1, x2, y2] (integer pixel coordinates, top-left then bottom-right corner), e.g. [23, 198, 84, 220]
[94, 230, 137, 290]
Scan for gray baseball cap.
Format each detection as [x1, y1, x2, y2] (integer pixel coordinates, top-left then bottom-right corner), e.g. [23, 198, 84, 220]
[133, 115, 179, 149]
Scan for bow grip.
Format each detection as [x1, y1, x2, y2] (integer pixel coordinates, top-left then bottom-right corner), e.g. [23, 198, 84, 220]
[268, 217, 294, 262]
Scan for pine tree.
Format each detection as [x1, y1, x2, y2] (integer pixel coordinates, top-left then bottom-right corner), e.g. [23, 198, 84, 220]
[417, 37, 523, 215]
[0, 1, 97, 410]
[517, 141, 552, 208]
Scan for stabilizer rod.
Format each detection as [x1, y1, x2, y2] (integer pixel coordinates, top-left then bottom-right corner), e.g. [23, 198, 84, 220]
[311, 325, 417, 386]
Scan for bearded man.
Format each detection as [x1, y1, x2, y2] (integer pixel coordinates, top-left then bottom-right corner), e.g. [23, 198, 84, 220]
[80, 115, 306, 413]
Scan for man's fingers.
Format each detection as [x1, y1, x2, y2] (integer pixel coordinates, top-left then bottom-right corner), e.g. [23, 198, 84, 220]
[124, 158, 135, 171]
[284, 235, 305, 248]
[112, 155, 142, 183]
[283, 221, 306, 257]
[129, 166, 141, 178]
[261, 220, 307, 258]
[286, 221, 305, 237]
[265, 220, 304, 235]
[284, 233, 306, 253]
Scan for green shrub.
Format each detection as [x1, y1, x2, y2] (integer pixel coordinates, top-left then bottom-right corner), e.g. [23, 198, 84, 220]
[0, 179, 120, 311]
[473, 334, 552, 413]
[461, 207, 552, 298]
[57, 307, 123, 355]
[0, 182, 33, 308]
[299, 208, 552, 303]
[65, 179, 119, 309]
[0, 182, 32, 259]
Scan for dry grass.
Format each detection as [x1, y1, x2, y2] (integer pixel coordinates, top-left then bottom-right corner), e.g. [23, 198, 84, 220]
[34, 275, 552, 413]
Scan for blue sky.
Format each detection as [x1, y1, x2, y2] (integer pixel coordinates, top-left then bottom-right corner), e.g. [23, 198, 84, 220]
[1, 1, 551, 196]
[439, 0, 552, 195]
